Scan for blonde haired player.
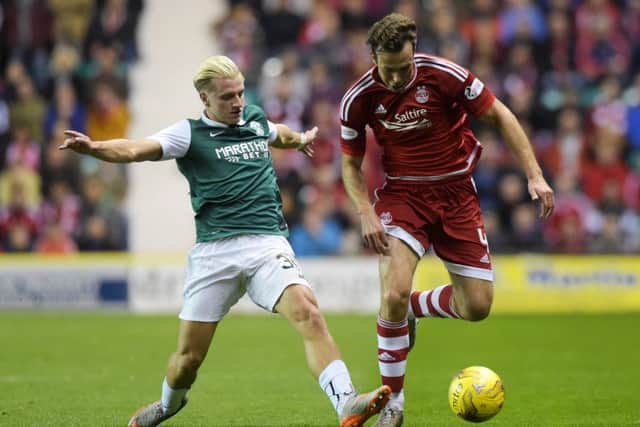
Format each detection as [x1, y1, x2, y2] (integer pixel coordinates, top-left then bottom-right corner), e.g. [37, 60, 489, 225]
[61, 55, 390, 427]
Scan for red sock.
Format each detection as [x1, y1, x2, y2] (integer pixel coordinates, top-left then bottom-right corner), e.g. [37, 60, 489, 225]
[409, 284, 461, 319]
[377, 316, 409, 394]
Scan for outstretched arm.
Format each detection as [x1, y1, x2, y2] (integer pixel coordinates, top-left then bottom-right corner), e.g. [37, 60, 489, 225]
[59, 130, 163, 163]
[479, 99, 555, 218]
[271, 124, 317, 157]
[341, 153, 390, 255]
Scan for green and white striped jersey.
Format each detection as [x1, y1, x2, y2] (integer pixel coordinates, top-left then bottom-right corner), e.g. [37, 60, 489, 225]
[149, 105, 288, 243]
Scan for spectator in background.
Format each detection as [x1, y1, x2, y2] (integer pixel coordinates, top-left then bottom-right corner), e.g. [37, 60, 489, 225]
[304, 99, 340, 168]
[0, 181, 40, 251]
[48, 0, 95, 50]
[480, 209, 509, 253]
[261, 0, 305, 53]
[508, 202, 544, 251]
[299, 1, 344, 71]
[79, 37, 129, 100]
[341, 0, 376, 31]
[544, 171, 596, 253]
[539, 107, 584, 178]
[8, 74, 46, 143]
[213, 2, 265, 86]
[76, 213, 116, 250]
[290, 200, 343, 257]
[1, 0, 54, 88]
[581, 127, 629, 206]
[6, 124, 40, 171]
[44, 79, 87, 138]
[625, 0, 640, 75]
[35, 222, 77, 253]
[472, 128, 505, 210]
[41, 123, 82, 195]
[495, 169, 531, 232]
[46, 40, 82, 92]
[498, 0, 547, 44]
[575, 0, 630, 80]
[0, 0, 142, 253]
[0, 96, 10, 167]
[541, 8, 575, 75]
[86, 76, 129, 141]
[41, 179, 81, 236]
[2, 224, 34, 252]
[0, 160, 41, 209]
[78, 175, 128, 250]
[625, 73, 640, 172]
[423, 5, 469, 65]
[84, 0, 144, 63]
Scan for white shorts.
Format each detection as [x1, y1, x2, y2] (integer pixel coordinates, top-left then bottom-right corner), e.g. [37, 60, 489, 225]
[179, 234, 311, 322]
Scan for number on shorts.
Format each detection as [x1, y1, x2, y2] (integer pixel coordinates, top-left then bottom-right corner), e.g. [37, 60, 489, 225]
[276, 253, 304, 278]
[277, 253, 297, 269]
[477, 228, 488, 247]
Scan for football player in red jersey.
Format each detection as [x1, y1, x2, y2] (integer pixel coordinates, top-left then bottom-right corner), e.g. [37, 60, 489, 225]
[339, 13, 555, 427]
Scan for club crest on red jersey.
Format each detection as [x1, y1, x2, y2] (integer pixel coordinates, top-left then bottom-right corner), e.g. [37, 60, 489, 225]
[415, 85, 429, 103]
[380, 211, 393, 225]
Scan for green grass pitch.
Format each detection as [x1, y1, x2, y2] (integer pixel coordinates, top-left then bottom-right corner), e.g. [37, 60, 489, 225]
[1, 312, 639, 426]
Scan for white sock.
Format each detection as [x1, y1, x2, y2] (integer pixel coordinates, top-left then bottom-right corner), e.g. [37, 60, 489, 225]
[161, 377, 188, 414]
[318, 360, 355, 415]
[388, 390, 405, 410]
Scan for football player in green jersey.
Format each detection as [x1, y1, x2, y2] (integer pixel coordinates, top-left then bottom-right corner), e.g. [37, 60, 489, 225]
[61, 55, 390, 427]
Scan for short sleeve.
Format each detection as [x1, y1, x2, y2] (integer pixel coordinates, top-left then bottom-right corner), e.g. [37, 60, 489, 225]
[422, 55, 495, 117]
[455, 73, 495, 117]
[267, 120, 278, 143]
[339, 92, 368, 156]
[147, 119, 191, 160]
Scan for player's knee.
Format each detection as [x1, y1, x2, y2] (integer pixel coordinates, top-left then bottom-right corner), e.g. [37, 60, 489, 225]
[463, 294, 492, 321]
[289, 298, 325, 330]
[176, 350, 205, 374]
[381, 288, 411, 314]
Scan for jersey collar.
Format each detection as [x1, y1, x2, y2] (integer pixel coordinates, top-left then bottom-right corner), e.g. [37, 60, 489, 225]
[200, 111, 246, 127]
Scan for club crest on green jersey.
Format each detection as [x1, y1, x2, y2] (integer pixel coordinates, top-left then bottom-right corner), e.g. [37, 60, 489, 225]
[249, 121, 265, 136]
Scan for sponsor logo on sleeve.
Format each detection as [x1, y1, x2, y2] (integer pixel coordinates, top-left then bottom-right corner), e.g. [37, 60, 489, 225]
[464, 78, 484, 100]
[341, 125, 359, 140]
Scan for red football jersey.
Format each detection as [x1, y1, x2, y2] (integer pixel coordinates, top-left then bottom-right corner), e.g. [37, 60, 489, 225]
[340, 53, 495, 180]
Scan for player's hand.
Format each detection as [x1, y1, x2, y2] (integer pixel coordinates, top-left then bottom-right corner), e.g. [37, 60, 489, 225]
[59, 130, 95, 154]
[297, 126, 318, 157]
[528, 175, 555, 219]
[360, 207, 390, 255]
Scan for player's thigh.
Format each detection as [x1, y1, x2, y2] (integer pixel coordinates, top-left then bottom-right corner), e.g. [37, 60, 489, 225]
[449, 273, 493, 306]
[179, 241, 246, 322]
[374, 185, 431, 257]
[274, 283, 320, 324]
[430, 180, 493, 282]
[379, 236, 420, 294]
[245, 235, 311, 313]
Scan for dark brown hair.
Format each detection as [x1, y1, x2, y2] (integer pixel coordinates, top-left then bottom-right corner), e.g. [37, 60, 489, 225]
[367, 13, 417, 56]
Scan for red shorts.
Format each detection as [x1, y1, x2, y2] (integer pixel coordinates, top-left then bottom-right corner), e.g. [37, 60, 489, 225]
[373, 176, 493, 281]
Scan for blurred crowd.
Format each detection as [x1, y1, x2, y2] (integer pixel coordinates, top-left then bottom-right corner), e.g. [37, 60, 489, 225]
[216, 0, 640, 255]
[0, 0, 143, 253]
[2, 0, 639, 256]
